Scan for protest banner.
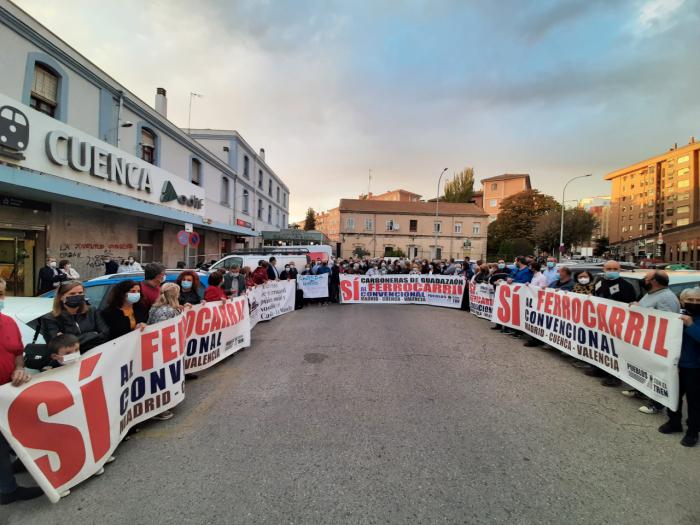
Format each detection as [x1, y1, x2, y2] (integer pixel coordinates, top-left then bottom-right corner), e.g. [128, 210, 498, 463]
[0, 300, 250, 502]
[298, 273, 329, 299]
[340, 274, 465, 308]
[248, 280, 296, 328]
[492, 283, 683, 408]
[469, 281, 494, 319]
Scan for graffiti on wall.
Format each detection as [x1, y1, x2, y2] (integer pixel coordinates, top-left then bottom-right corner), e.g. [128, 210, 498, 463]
[57, 243, 135, 277]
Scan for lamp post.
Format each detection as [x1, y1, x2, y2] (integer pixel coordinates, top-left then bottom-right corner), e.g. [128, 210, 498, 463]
[434, 168, 448, 260]
[559, 174, 592, 260]
[108, 120, 133, 148]
[187, 92, 203, 134]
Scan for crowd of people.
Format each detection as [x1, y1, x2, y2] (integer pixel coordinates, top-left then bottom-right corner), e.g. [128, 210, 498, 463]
[2, 253, 699, 505]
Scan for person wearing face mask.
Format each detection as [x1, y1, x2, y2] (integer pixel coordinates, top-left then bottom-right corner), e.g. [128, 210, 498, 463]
[177, 270, 204, 304]
[366, 264, 380, 277]
[572, 271, 594, 295]
[280, 264, 295, 280]
[37, 257, 67, 295]
[139, 263, 166, 311]
[222, 265, 246, 296]
[659, 286, 700, 447]
[58, 259, 80, 280]
[507, 256, 533, 285]
[474, 264, 490, 284]
[542, 257, 559, 286]
[41, 281, 109, 353]
[101, 280, 148, 340]
[46, 333, 81, 368]
[0, 277, 45, 505]
[585, 260, 636, 387]
[118, 256, 143, 274]
[104, 256, 119, 275]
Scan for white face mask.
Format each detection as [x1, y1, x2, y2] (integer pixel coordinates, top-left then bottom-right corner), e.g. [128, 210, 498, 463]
[48, 261, 57, 268]
[578, 278, 590, 285]
[61, 352, 81, 365]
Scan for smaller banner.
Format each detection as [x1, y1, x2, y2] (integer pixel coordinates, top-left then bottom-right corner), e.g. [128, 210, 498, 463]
[340, 274, 465, 309]
[182, 297, 251, 374]
[298, 274, 329, 299]
[249, 280, 296, 328]
[492, 283, 684, 408]
[469, 281, 494, 320]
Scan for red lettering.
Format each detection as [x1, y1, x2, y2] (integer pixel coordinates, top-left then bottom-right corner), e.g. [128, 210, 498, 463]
[582, 300, 596, 328]
[496, 285, 511, 324]
[140, 331, 159, 371]
[608, 307, 626, 339]
[654, 318, 670, 358]
[537, 289, 546, 311]
[643, 315, 656, 351]
[210, 307, 222, 332]
[161, 325, 178, 363]
[80, 377, 110, 463]
[8, 382, 85, 488]
[596, 303, 610, 334]
[561, 294, 571, 321]
[623, 311, 645, 347]
[184, 309, 196, 338]
[552, 294, 562, 318]
[195, 307, 211, 335]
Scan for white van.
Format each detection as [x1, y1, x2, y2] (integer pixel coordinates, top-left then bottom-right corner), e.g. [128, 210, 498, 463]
[209, 249, 311, 273]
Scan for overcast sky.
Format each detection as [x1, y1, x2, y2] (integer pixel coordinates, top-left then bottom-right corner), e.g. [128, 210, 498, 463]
[14, 0, 700, 221]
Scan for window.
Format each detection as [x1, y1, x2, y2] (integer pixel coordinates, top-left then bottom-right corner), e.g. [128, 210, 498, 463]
[386, 219, 398, 231]
[491, 183, 498, 191]
[473, 222, 481, 235]
[677, 206, 690, 214]
[267, 205, 272, 223]
[489, 199, 497, 208]
[243, 156, 250, 178]
[258, 170, 263, 189]
[433, 222, 441, 233]
[282, 214, 286, 228]
[435, 247, 442, 259]
[191, 157, 202, 185]
[257, 199, 263, 219]
[276, 187, 280, 202]
[409, 220, 418, 232]
[666, 208, 674, 216]
[276, 209, 280, 227]
[346, 217, 355, 230]
[242, 189, 249, 213]
[678, 167, 690, 177]
[30, 64, 59, 117]
[140, 128, 156, 164]
[677, 218, 690, 226]
[678, 155, 689, 164]
[679, 179, 690, 188]
[454, 222, 462, 234]
[646, 224, 653, 230]
[678, 193, 690, 201]
[283, 193, 287, 207]
[221, 176, 230, 205]
[364, 218, 373, 231]
[268, 179, 272, 197]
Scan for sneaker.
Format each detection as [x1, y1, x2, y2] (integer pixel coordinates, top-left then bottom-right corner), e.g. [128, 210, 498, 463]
[105, 455, 116, 464]
[523, 340, 540, 347]
[601, 376, 621, 387]
[185, 373, 199, 380]
[658, 421, 683, 434]
[60, 490, 71, 498]
[490, 325, 501, 330]
[571, 361, 591, 369]
[621, 389, 641, 398]
[0, 486, 44, 505]
[152, 410, 174, 421]
[94, 467, 105, 476]
[681, 431, 699, 447]
[639, 403, 661, 414]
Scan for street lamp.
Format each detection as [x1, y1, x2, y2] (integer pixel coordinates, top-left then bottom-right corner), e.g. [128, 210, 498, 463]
[106, 120, 133, 147]
[187, 92, 203, 134]
[559, 174, 592, 260]
[434, 168, 448, 260]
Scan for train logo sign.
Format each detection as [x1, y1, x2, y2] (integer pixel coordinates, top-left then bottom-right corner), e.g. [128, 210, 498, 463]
[0, 105, 29, 160]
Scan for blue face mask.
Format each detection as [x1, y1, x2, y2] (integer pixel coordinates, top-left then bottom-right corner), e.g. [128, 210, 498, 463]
[498, 264, 505, 269]
[127, 292, 141, 304]
[181, 280, 193, 290]
[604, 271, 620, 280]
[546, 262, 555, 268]
[0, 299, 4, 312]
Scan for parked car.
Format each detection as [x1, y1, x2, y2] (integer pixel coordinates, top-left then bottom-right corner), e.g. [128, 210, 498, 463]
[2, 296, 54, 346]
[40, 270, 209, 310]
[209, 252, 310, 273]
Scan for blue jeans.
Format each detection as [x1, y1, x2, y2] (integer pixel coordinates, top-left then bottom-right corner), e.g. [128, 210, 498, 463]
[0, 433, 17, 494]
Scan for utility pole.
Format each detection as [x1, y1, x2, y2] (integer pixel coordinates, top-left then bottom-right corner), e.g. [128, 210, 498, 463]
[434, 168, 448, 260]
[187, 92, 203, 134]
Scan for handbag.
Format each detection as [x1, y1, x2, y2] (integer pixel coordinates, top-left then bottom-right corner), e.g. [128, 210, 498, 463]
[23, 319, 53, 370]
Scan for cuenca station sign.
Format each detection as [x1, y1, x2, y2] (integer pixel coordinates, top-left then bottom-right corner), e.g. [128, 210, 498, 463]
[0, 93, 205, 216]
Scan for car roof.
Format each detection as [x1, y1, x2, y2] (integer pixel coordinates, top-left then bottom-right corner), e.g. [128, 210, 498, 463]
[86, 270, 204, 283]
[2, 297, 54, 324]
[621, 270, 700, 283]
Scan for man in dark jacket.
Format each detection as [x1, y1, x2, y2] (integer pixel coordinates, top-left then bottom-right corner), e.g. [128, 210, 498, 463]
[549, 266, 575, 291]
[223, 264, 246, 296]
[585, 260, 637, 386]
[267, 257, 280, 280]
[104, 256, 119, 275]
[37, 257, 67, 295]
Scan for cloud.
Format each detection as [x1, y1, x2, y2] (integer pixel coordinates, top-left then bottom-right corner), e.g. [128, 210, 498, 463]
[636, 0, 685, 32]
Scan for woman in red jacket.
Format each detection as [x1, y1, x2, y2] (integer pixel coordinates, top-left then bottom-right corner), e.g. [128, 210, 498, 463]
[204, 271, 227, 302]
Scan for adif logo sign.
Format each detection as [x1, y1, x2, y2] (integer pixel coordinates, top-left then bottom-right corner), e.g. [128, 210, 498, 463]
[160, 181, 203, 209]
[0, 105, 29, 160]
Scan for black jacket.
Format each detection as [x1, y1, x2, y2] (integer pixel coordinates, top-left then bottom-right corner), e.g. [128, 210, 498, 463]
[41, 307, 110, 352]
[105, 260, 119, 275]
[223, 274, 246, 295]
[179, 288, 202, 305]
[267, 265, 279, 280]
[489, 271, 510, 288]
[101, 304, 148, 341]
[594, 278, 637, 304]
[37, 266, 67, 295]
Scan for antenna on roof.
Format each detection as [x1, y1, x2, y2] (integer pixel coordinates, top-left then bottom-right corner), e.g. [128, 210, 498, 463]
[368, 169, 372, 197]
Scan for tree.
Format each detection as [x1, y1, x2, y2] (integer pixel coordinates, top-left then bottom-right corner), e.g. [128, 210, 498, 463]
[352, 246, 370, 258]
[594, 237, 610, 257]
[303, 208, 316, 230]
[487, 190, 560, 255]
[533, 208, 598, 254]
[443, 167, 474, 203]
[384, 248, 406, 257]
[290, 223, 300, 230]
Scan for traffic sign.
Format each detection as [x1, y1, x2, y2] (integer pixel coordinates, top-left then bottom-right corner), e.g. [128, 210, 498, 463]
[189, 232, 201, 247]
[177, 230, 190, 246]
[185, 223, 194, 233]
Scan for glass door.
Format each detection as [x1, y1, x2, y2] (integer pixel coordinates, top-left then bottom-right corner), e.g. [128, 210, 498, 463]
[0, 234, 35, 296]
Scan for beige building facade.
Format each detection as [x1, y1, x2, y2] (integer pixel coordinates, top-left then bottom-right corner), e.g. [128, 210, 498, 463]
[337, 199, 488, 260]
[480, 174, 531, 222]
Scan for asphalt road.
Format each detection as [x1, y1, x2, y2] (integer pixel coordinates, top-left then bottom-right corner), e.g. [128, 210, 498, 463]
[3, 304, 699, 525]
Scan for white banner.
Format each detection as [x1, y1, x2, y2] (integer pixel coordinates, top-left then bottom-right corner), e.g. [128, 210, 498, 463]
[340, 274, 464, 309]
[298, 274, 329, 299]
[469, 281, 494, 320]
[248, 280, 296, 328]
[491, 283, 684, 408]
[0, 300, 249, 502]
